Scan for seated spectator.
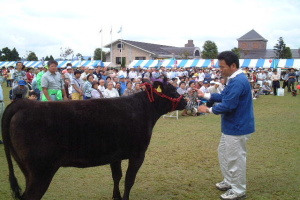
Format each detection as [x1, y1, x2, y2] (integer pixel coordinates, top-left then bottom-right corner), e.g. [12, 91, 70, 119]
[177, 81, 187, 95]
[208, 81, 221, 94]
[262, 82, 272, 95]
[200, 80, 210, 93]
[104, 81, 119, 98]
[184, 81, 200, 116]
[253, 83, 262, 99]
[133, 83, 142, 94]
[91, 81, 104, 99]
[123, 81, 135, 96]
[11, 80, 28, 101]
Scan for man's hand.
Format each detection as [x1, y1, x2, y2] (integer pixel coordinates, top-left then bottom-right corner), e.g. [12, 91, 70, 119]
[198, 105, 208, 113]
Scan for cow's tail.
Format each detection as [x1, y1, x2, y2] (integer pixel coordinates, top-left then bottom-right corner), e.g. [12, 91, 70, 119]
[2, 105, 23, 200]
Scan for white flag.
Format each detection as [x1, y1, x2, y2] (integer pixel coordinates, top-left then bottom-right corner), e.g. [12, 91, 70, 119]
[117, 26, 122, 33]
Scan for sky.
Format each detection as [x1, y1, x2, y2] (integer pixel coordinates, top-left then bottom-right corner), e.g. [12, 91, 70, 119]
[1, 0, 300, 60]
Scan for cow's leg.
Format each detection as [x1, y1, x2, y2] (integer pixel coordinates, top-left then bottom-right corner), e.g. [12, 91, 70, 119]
[122, 154, 145, 200]
[21, 166, 58, 200]
[110, 160, 122, 200]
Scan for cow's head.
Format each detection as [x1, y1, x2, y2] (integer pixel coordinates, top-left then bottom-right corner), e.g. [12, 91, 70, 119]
[143, 78, 187, 113]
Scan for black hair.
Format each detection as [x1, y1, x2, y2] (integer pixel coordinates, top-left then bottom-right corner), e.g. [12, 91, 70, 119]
[66, 63, 72, 66]
[47, 60, 58, 66]
[179, 81, 186, 87]
[217, 51, 239, 68]
[87, 74, 94, 81]
[74, 70, 82, 75]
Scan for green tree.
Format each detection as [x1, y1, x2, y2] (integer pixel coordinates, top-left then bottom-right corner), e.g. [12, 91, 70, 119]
[11, 48, 20, 60]
[45, 56, 50, 61]
[27, 51, 38, 61]
[201, 40, 218, 59]
[93, 48, 106, 60]
[121, 57, 126, 67]
[231, 47, 241, 58]
[49, 55, 54, 61]
[273, 37, 292, 59]
[282, 47, 292, 58]
[0, 47, 12, 61]
[76, 53, 82, 60]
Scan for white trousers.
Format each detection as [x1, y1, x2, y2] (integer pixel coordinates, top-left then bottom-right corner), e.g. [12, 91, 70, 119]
[218, 133, 251, 194]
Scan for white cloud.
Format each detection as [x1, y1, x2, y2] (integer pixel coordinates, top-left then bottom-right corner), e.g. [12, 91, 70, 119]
[0, 0, 299, 60]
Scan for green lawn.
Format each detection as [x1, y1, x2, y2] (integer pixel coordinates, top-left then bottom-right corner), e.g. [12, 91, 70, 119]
[0, 85, 299, 200]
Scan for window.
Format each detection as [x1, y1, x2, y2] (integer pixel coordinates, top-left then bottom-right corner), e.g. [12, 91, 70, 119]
[194, 50, 200, 56]
[116, 57, 126, 65]
[253, 42, 259, 49]
[117, 43, 124, 49]
[135, 57, 146, 60]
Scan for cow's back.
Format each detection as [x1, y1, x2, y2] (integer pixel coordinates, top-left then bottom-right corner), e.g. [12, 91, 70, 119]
[4, 96, 157, 168]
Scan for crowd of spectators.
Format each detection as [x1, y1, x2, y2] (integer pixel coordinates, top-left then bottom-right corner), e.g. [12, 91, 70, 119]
[0, 62, 299, 108]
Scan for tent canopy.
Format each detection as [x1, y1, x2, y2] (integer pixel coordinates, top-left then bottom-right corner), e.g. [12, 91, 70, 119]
[129, 59, 300, 69]
[0, 60, 109, 68]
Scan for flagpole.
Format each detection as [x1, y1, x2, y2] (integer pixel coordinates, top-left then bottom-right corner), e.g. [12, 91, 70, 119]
[121, 26, 122, 66]
[110, 26, 113, 63]
[101, 27, 103, 62]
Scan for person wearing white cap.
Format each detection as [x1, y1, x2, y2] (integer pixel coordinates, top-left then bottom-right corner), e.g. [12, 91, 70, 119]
[86, 66, 98, 81]
[64, 66, 74, 80]
[208, 81, 221, 94]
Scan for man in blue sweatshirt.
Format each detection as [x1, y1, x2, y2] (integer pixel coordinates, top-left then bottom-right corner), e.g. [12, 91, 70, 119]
[198, 51, 255, 200]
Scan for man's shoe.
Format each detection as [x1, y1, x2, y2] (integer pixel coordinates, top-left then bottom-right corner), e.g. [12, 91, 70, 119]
[216, 181, 231, 191]
[220, 189, 246, 200]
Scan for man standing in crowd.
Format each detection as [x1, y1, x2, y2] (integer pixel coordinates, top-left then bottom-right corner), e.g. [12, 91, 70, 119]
[198, 51, 255, 200]
[41, 60, 67, 101]
[12, 61, 27, 87]
[287, 68, 296, 92]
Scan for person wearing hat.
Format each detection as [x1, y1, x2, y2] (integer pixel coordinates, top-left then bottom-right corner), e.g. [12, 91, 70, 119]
[200, 80, 210, 93]
[41, 60, 67, 101]
[11, 80, 28, 101]
[118, 75, 127, 95]
[64, 66, 74, 80]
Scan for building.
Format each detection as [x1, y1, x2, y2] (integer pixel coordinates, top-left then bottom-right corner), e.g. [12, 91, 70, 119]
[104, 39, 201, 67]
[238, 29, 300, 59]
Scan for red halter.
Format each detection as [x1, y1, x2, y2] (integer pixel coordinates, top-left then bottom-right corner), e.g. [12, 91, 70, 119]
[140, 82, 183, 112]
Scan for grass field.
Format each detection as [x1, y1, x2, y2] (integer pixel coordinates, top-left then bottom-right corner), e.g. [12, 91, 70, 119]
[0, 85, 299, 200]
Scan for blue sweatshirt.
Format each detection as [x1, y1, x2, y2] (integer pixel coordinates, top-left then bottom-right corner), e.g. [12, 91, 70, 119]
[210, 72, 255, 135]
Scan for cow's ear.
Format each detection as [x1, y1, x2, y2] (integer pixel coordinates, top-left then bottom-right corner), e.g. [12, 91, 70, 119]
[153, 81, 164, 93]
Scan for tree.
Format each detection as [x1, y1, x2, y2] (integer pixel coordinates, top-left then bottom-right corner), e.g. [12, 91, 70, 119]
[76, 53, 83, 60]
[282, 47, 292, 59]
[45, 56, 50, 61]
[93, 48, 106, 61]
[0, 47, 13, 61]
[201, 40, 218, 59]
[231, 47, 241, 58]
[60, 47, 74, 60]
[49, 55, 54, 61]
[11, 48, 20, 60]
[273, 37, 292, 59]
[27, 51, 38, 61]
